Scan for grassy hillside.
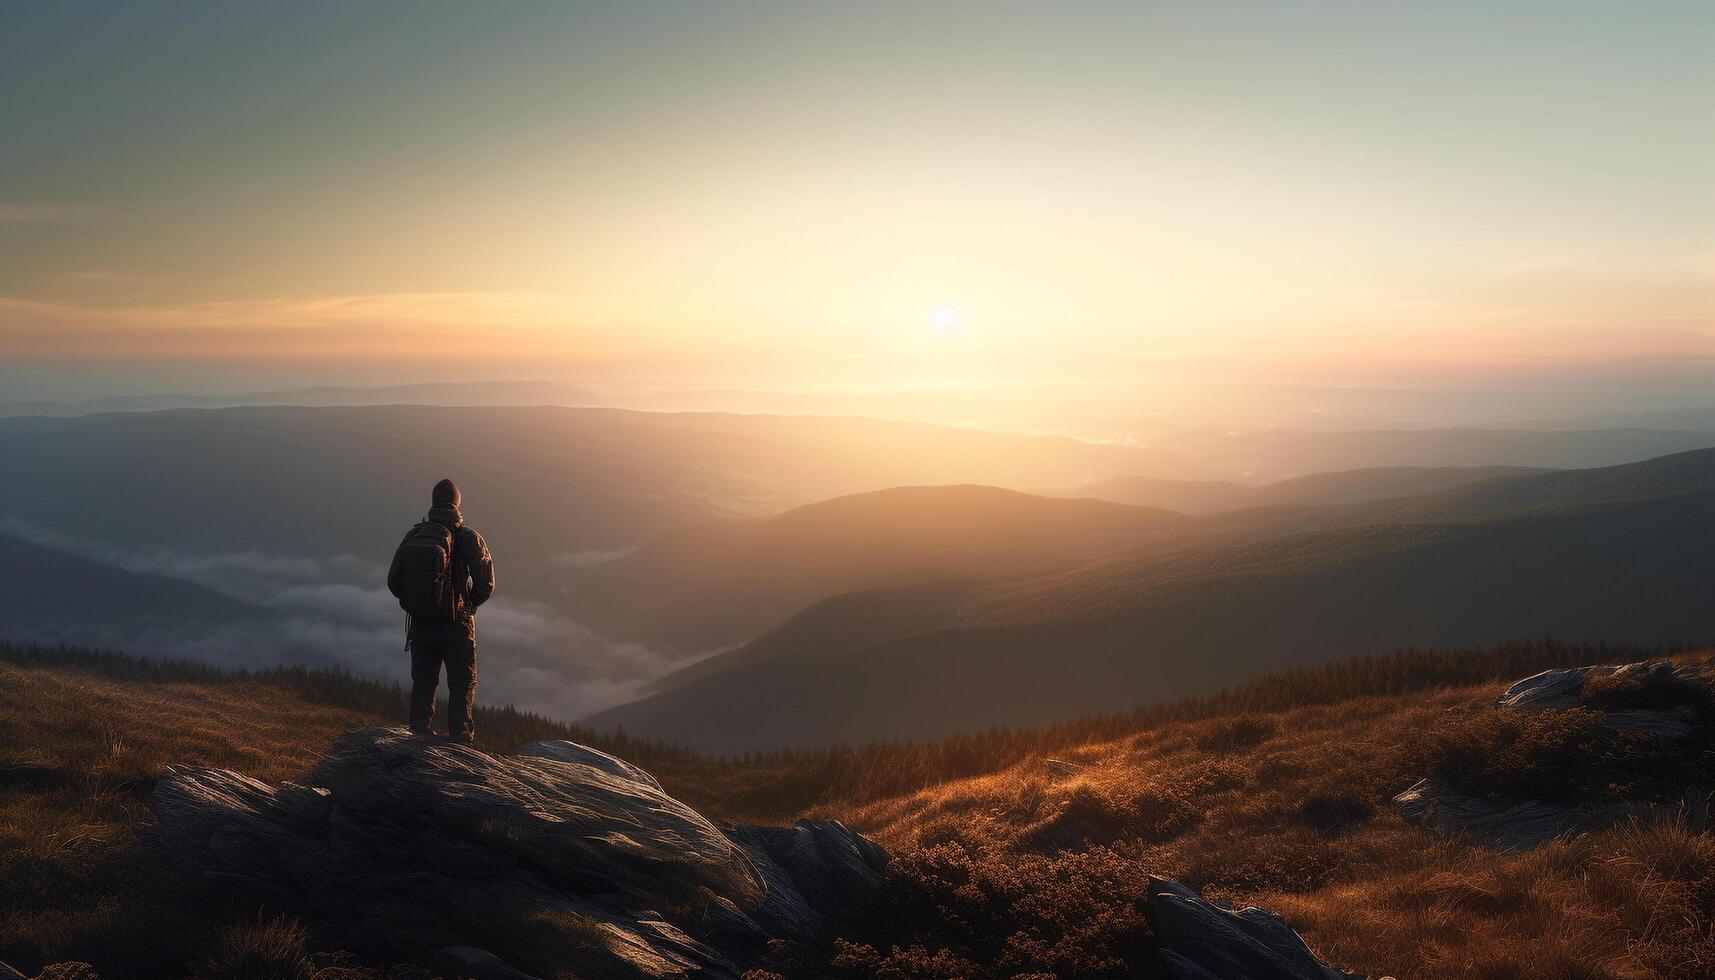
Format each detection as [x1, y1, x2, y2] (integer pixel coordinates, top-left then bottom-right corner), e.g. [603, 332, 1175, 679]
[827, 658, 1715, 980]
[591, 452, 1715, 750]
[3, 640, 1708, 979]
[0, 643, 728, 979]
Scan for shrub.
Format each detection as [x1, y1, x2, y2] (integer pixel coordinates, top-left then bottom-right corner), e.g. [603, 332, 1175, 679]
[1580, 665, 1713, 717]
[1196, 716, 1277, 752]
[1299, 789, 1372, 835]
[1428, 707, 1694, 803]
[792, 841, 1154, 980]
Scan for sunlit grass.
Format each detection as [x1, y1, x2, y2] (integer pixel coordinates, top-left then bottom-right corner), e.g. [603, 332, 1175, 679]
[2, 640, 1710, 977]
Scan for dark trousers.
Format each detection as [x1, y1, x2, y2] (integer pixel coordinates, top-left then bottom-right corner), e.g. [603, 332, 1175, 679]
[409, 620, 477, 738]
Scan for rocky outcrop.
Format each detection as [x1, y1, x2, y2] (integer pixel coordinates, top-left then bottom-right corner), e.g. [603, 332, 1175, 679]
[147, 728, 886, 979]
[1497, 661, 1710, 738]
[1146, 877, 1377, 980]
[1394, 661, 1711, 851]
[1391, 778, 1640, 852]
[724, 820, 889, 937]
[1043, 757, 1086, 779]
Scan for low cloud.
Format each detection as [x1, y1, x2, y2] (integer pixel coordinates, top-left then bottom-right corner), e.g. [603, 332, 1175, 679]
[3, 520, 690, 721]
[2, 516, 376, 601]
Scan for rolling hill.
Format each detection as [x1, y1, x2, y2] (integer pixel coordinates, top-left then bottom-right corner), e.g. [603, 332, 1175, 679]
[589, 450, 1715, 698]
[0, 404, 1195, 672]
[0, 531, 262, 633]
[1153, 425, 1715, 483]
[1063, 464, 1551, 514]
[9, 405, 1715, 723]
[559, 462, 1628, 654]
[559, 485, 1198, 652]
[588, 450, 1715, 750]
[1345, 444, 1715, 521]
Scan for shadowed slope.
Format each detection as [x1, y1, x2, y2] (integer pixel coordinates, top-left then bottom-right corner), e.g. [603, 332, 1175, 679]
[564, 485, 1193, 652]
[590, 453, 1715, 751]
[0, 531, 263, 632]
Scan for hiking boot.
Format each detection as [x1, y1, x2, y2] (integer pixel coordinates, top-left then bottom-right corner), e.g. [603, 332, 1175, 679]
[409, 724, 438, 738]
[448, 732, 476, 747]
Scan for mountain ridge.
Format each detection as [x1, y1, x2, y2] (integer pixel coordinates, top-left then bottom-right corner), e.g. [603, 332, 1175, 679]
[588, 450, 1715, 750]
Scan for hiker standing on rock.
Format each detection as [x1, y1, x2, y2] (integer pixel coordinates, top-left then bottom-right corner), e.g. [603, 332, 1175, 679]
[387, 478, 495, 744]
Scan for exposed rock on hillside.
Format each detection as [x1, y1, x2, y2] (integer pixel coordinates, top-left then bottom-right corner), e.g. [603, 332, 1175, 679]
[1498, 661, 1710, 737]
[1395, 661, 1712, 851]
[147, 728, 887, 979]
[1392, 781, 1638, 853]
[1146, 877, 1374, 980]
[724, 820, 890, 936]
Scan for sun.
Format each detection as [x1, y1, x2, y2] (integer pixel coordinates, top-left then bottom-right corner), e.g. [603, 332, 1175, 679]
[929, 305, 964, 340]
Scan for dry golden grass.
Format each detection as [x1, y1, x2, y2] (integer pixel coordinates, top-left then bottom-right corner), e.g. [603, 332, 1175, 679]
[0, 663, 377, 977]
[807, 655, 1715, 980]
[5, 643, 1713, 978]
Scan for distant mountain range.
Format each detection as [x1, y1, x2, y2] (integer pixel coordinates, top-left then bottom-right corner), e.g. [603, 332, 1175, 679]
[1056, 465, 1550, 514]
[0, 405, 1185, 668]
[8, 403, 1715, 737]
[0, 404, 1174, 580]
[562, 459, 1677, 655]
[587, 449, 1715, 751]
[1148, 427, 1715, 484]
[560, 485, 1195, 653]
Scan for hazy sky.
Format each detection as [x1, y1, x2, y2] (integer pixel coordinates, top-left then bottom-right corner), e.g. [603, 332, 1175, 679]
[2, 1, 1711, 402]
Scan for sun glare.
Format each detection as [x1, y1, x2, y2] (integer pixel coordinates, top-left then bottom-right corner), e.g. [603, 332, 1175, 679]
[929, 305, 964, 340]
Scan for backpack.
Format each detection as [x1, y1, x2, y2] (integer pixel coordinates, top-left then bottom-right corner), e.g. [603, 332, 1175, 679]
[392, 521, 463, 619]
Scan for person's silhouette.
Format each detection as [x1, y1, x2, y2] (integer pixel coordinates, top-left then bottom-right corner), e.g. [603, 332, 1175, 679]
[386, 478, 495, 744]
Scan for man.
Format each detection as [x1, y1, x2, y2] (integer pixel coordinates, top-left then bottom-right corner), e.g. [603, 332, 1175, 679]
[387, 478, 495, 744]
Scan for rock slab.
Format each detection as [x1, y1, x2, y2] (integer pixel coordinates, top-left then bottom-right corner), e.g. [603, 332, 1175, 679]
[148, 727, 886, 979]
[1146, 877, 1371, 980]
[1497, 661, 1709, 739]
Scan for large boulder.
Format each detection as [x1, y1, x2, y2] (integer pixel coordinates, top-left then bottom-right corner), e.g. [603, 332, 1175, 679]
[1497, 661, 1710, 738]
[1145, 877, 1374, 980]
[724, 819, 889, 935]
[147, 728, 886, 979]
